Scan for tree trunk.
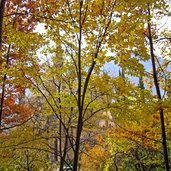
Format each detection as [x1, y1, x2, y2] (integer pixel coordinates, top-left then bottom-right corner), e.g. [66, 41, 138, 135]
[73, 1, 83, 170]
[59, 134, 68, 171]
[0, 0, 6, 128]
[0, 45, 10, 128]
[0, 0, 6, 49]
[147, 5, 170, 171]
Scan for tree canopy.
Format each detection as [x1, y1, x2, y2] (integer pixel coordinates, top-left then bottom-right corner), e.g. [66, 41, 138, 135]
[0, 0, 171, 171]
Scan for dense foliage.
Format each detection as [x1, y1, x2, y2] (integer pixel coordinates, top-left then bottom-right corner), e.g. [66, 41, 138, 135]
[0, 0, 171, 170]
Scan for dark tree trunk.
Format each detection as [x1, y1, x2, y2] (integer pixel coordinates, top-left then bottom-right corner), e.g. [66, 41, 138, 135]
[0, 0, 6, 128]
[0, 0, 6, 49]
[54, 138, 58, 162]
[73, 1, 83, 170]
[147, 5, 170, 171]
[59, 134, 68, 171]
[0, 45, 10, 128]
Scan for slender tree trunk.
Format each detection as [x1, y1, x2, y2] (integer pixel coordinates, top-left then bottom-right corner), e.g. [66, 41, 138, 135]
[0, 0, 6, 128]
[0, 45, 10, 128]
[73, 118, 82, 171]
[59, 134, 68, 171]
[73, 1, 83, 170]
[57, 81, 67, 170]
[54, 137, 58, 162]
[147, 6, 170, 171]
[0, 74, 6, 128]
[0, 0, 6, 49]
[59, 119, 63, 166]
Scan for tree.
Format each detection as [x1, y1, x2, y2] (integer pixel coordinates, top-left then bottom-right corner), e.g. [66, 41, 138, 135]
[20, 0, 121, 170]
[80, 79, 171, 170]
[0, 116, 55, 170]
[109, 1, 171, 170]
[146, 4, 170, 170]
[0, 0, 43, 129]
[0, 0, 171, 170]
[22, 0, 171, 170]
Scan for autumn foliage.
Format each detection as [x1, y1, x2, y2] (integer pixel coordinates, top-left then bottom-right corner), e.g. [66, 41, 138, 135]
[0, 0, 171, 171]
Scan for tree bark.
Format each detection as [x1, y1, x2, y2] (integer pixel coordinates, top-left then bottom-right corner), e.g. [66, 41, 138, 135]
[0, 0, 6, 49]
[0, 0, 6, 128]
[0, 45, 10, 128]
[73, 1, 83, 170]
